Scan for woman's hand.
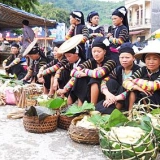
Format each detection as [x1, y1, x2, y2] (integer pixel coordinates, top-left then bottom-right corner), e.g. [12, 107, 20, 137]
[56, 88, 67, 97]
[103, 99, 114, 107]
[104, 90, 116, 103]
[76, 70, 87, 78]
[70, 24, 75, 30]
[106, 33, 112, 38]
[37, 72, 43, 78]
[4, 65, 10, 70]
[38, 77, 44, 83]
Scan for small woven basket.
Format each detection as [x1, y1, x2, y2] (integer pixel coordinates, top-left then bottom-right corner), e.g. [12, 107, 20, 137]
[23, 114, 58, 133]
[68, 115, 99, 144]
[58, 115, 75, 130]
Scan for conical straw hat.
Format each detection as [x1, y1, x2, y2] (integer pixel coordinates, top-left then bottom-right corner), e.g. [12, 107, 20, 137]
[135, 39, 160, 61]
[58, 34, 83, 54]
[23, 38, 38, 57]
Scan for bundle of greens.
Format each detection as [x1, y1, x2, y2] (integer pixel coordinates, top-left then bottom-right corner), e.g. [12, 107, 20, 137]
[99, 109, 158, 160]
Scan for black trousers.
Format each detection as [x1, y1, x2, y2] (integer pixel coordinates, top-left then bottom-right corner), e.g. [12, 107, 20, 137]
[95, 78, 127, 114]
[6, 63, 27, 80]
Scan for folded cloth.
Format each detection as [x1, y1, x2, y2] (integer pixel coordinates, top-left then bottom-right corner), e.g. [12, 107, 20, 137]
[24, 106, 55, 121]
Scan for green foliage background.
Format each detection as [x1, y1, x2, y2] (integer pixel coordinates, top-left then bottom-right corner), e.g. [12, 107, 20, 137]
[0, 0, 124, 26]
[39, 0, 124, 25]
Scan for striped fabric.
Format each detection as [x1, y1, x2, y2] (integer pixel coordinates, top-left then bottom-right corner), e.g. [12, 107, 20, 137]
[54, 67, 64, 79]
[109, 28, 128, 45]
[42, 59, 68, 76]
[81, 26, 89, 43]
[65, 25, 89, 43]
[132, 78, 160, 91]
[123, 67, 160, 91]
[25, 58, 47, 80]
[64, 77, 76, 91]
[3, 54, 22, 67]
[71, 59, 116, 78]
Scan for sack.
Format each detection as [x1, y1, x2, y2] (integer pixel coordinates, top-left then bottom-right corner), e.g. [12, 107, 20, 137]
[5, 87, 16, 105]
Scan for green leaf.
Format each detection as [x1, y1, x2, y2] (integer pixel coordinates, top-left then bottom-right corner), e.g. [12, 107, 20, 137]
[47, 97, 66, 109]
[151, 108, 160, 115]
[63, 101, 95, 117]
[107, 109, 129, 128]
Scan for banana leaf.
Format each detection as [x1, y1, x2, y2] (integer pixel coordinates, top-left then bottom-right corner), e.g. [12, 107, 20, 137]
[47, 97, 67, 110]
[63, 101, 95, 117]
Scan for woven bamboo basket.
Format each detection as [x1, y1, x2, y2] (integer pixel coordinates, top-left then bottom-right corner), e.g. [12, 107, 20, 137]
[58, 115, 75, 130]
[68, 115, 99, 144]
[23, 114, 58, 133]
[99, 125, 158, 160]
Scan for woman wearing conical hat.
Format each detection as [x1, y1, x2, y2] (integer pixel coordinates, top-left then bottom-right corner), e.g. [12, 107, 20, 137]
[57, 37, 116, 106]
[38, 41, 66, 96]
[123, 40, 160, 110]
[38, 35, 85, 97]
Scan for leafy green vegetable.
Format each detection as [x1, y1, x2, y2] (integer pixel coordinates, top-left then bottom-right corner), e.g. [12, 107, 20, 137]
[107, 109, 129, 129]
[47, 97, 67, 109]
[63, 101, 95, 117]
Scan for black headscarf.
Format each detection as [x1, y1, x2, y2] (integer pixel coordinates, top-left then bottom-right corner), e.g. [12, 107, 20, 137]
[53, 41, 65, 48]
[118, 42, 135, 55]
[64, 45, 85, 60]
[87, 11, 99, 23]
[11, 42, 19, 48]
[70, 11, 85, 25]
[92, 37, 110, 51]
[112, 6, 129, 32]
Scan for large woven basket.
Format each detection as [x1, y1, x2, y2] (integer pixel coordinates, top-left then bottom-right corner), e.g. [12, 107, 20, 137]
[23, 114, 58, 133]
[68, 115, 99, 144]
[58, 115, 75, 130]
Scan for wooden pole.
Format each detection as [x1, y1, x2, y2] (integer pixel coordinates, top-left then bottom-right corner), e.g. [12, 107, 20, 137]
[44, 19, 47, 56]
